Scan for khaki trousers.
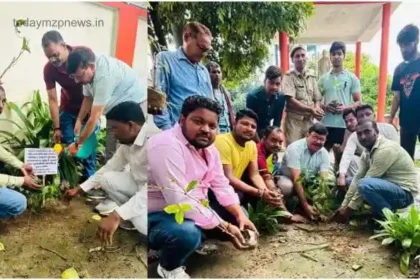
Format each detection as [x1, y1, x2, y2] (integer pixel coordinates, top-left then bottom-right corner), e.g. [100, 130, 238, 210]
[285, 112, 313, 146]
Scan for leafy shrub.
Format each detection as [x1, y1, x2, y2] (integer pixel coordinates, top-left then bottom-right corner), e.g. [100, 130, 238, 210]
[248, 201, 288, 234]
[297, 172, 339, 216]
[370, 206, 420, 275]
[0, 91, 81, 209]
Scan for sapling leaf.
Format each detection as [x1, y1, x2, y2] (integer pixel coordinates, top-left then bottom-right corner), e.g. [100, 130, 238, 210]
[382, 237, 395, 246]
[382, 208, 395, 221]
[0, 242, 4, 251]
[22, 37, 30, 53]
[164, 204, 179, 214]
[15, 19, 25, 27]
[180, 203, 192, 212]
[400, 252, 410, 275]
[402, 238, 412, 249]
[201, 199, 210, 208]
[410, 205, 419, 225]
[369, 233, 390, 240]
[186, 180, 198, 192]
[175, 211, 184, 224]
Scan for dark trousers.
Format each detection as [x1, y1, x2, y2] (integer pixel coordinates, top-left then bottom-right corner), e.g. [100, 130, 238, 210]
[60, 111, 97, 178]
[400, 127, 420, 160]
[148, 197, 248, 270]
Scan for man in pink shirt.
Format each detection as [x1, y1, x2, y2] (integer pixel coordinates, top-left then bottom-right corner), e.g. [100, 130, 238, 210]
[148, 96, 257, 279]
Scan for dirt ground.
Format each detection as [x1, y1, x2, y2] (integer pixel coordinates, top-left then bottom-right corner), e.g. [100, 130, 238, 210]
[0, 198, 147, 278]
[148, 222, 419, 279]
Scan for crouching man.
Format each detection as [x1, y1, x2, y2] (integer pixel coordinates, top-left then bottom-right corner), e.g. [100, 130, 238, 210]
[214, 109, 283, 210]
[148, 96, 257, 279]
[66, 101, 148, 240]
[277, 123, 333, 221]
[333, 120, 418, 223]
[0, 86, 40, 219]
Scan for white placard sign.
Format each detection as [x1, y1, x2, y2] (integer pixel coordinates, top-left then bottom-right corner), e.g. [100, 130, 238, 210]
[24, 148, 58, 176]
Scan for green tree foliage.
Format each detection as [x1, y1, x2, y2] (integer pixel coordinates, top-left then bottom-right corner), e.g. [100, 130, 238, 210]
[229, 74, 262, 112]
[343, 52, 393, 113]
[148, 2, 314, 88]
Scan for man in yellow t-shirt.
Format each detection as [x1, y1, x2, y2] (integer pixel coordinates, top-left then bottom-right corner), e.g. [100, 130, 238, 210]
[214, 109, 282, 208]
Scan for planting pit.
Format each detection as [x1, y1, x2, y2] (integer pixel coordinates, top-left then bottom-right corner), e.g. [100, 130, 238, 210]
[148, 166, 420, 279]
[0, 198, 146, 278]
[149, 222, 418, 278]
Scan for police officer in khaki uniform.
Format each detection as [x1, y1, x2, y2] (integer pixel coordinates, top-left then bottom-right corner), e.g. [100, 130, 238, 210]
[281, 46, 325, 146]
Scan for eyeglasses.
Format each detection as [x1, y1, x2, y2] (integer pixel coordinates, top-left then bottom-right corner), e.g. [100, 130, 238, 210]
[190, 34, 212, 54]
[196, 41, 211, 54]
[69, 68, 87, 80]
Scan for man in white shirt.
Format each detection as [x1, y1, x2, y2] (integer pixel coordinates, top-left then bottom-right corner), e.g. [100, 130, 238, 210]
[66, 101, 149, 242]
[338, 104, 399, 188]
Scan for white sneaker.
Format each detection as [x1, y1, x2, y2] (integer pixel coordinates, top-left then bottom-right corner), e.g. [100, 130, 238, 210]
[195, 241, 218, 255]
[95, 199, 118, 215]
[86, 189, 107, 200]
[119, 220, 137, 231]
[157, 264, 190, 279]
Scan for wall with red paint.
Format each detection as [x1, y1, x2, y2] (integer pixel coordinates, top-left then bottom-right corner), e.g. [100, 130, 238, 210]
[0, 2, 117, 105]
[0, 2, 147, 134]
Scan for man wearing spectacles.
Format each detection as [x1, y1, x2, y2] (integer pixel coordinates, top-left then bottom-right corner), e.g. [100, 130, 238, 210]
[65, 48, 146, 162]
[42, 30, 99, 182]
[153, 21, 214, 130]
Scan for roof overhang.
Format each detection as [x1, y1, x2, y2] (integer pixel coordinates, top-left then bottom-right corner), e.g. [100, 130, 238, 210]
[273, 1, 400, 45]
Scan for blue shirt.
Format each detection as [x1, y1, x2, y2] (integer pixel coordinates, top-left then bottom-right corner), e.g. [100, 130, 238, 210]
[213, 87, 230, 133]
[318, 69, 360, 128]
[84, 54, 146, 114]
[280, 138, 330, 179]
[153, 47, 213, 130]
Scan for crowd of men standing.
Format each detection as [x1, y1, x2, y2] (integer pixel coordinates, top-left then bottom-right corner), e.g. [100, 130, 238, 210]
[147, 21, 420, 279]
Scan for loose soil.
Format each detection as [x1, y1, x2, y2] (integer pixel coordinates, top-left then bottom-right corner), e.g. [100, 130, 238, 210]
[0, 198, 147, 278]
[149, 222, 419, 279]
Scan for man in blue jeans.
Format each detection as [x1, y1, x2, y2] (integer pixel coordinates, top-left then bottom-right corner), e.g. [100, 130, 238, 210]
[0, 86, 41, 219]
[333, 119, 418, 223]
[148, 96, 257, 278]
[42, 31, 100, 187]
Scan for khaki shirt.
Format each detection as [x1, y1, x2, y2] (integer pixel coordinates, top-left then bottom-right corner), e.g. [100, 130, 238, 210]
[281, 70, 322, 117]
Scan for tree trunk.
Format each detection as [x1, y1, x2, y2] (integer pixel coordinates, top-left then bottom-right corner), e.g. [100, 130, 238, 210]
[148, 2, 168, 55]
[171, 23, 183, 48]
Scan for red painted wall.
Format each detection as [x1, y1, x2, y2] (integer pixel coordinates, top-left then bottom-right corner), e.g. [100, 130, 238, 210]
[102, 2, 147, 66]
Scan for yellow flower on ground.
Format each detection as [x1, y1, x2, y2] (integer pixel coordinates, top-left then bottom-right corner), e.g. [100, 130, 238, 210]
[54, 143, 63, 154]
[61, 267, 79, 279]
[91, 214, 101, 221]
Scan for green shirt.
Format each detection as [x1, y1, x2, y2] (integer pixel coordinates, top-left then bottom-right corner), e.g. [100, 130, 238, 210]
[0, 144, 24, 187]
[342, 136, 418, 210]
[318, 69, 361, 128]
